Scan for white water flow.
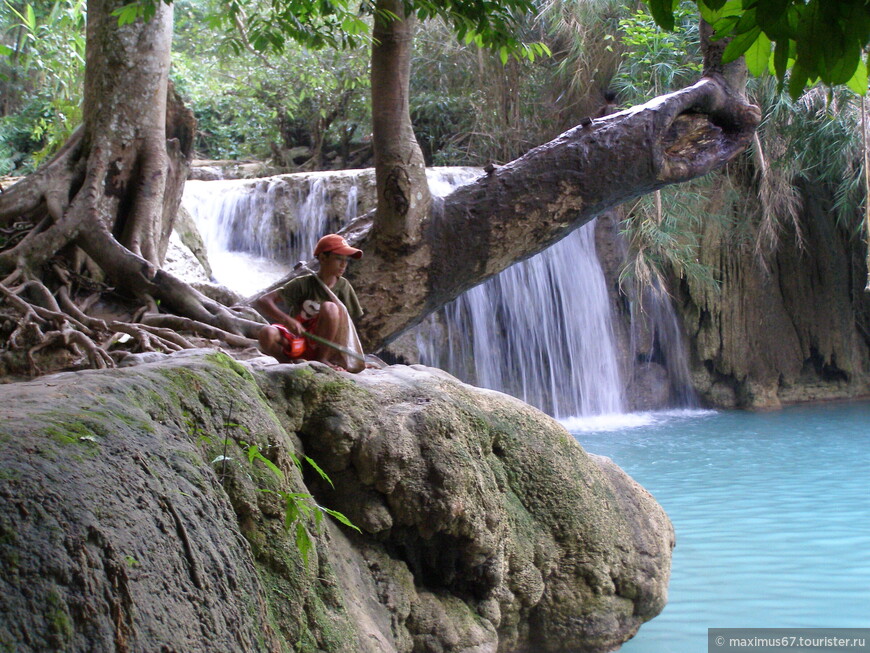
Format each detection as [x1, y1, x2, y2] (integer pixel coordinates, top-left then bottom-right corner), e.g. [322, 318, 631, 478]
[181, 174, 357, 295]
[416, 222, 625, 418]
[180, 168, 694, 418]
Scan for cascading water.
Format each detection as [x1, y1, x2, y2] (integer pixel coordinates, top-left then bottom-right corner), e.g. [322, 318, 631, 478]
[630, 283, 698, 408]
[179, 167, 694, 418]
[415, 221, 625, 419]
[181, 172, 365, 295]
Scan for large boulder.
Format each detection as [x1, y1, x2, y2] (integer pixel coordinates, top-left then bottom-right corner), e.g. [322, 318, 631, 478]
[0, 351, 673, 652]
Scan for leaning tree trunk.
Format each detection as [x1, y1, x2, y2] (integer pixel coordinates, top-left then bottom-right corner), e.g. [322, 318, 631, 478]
[339, 76, 761, 351]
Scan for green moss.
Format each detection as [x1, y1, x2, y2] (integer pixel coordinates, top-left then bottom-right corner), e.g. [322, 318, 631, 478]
[242, 512, 358, 653]
[0, 630, 17, 653]
[292, 366, 315, 379]
[46, 587, 72, 646]
[35, 418, 106, 460]
[206, 351, 256, 383]
[0, 519, 21, 572]
[92, 407, 156, 434]
[157, 367, 205, 394]
[0, 469, 20, 481]
[42, 426, 71, 444]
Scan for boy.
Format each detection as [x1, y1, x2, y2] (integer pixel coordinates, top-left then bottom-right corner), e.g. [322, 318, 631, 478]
[255, 234, 363, 369]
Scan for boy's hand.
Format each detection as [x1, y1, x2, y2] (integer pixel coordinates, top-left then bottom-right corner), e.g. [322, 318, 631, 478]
[284, 317, 304, 336]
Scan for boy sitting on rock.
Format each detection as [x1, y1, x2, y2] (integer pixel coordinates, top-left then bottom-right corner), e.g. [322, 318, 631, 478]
[254, 234, 364, 371]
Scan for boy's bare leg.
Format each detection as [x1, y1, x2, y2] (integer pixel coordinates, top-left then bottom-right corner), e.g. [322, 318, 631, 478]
[310, 302, 345, 368]
[257, 325, 295, 363]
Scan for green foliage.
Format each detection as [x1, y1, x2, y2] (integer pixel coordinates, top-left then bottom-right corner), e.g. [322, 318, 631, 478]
[752, 79, 868, 233]
[410, 0, 538, 53]
[408, 13, 565, 165]
[189, 410, 358, 567]
[0, 0, 85, 172]
[537, 0, 625, 119]
[171, 0, 371, 161]
[613, 2, 702, 101]
[410, 91, 475, 164]
[0, 101, 46, 174]
[619, 178, 728, 296]
[126, 0, 545, 62]
[646, 0, 870, 97]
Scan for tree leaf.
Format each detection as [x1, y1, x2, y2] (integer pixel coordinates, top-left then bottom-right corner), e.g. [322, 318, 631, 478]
[722, 26, 762, 64]
[646, 0, 675, 32]
[788, 61, 809, 99]
[755, 0, 791, 34]
[258, 455, 284, 481]
[699, 0, 742, 27]
[25, 4, 36, 31]
[845, 59, 868, 96]
[771, 39, 792, 81]
[322, 507, 362, 532]
[111, 4, 140, 27]
[304, 456, 334, 488]
[295, 522, 312, 565]
[701, 0, 728, 10]
[744, 31, 772, 77]
[824, 44, 860, 87]
[733, 7, 758, 36]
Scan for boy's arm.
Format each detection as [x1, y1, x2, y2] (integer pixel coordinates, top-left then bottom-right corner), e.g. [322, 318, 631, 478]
[343, 281, 364, 323]
[253, 291, 304, 336]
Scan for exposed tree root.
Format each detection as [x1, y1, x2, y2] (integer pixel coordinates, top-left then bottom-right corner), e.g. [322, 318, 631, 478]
[0, 144, 265, 376]
[0, 266, 264, 377]
[141, 314, 258, 349]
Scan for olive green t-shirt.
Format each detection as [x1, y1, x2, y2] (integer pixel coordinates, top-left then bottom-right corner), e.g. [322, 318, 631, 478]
[277, 275, 363, 324]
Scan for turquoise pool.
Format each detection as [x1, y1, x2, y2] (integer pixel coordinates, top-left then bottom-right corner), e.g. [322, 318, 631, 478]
[569, 402, 870, 652]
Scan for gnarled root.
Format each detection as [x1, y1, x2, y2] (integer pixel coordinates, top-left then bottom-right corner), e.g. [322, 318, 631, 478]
[0, 269, 264, 377]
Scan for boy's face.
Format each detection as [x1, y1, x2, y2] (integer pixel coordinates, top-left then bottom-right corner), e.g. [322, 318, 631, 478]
[318, 251, 350, 277]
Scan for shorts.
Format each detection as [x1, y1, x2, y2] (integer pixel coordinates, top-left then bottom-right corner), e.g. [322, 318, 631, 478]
[273, 318, 318, 359]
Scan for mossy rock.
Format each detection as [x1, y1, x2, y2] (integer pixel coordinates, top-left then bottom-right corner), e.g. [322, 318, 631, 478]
[0, 352, 673, 653]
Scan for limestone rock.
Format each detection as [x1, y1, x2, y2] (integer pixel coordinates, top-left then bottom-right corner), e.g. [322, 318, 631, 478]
[673, 181, 870, 408]
[0, 352, 673, 652]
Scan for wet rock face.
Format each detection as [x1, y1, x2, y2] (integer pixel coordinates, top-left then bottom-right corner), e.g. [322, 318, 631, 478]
[674, 185, 870, 409]
[0, 352, 673, 653]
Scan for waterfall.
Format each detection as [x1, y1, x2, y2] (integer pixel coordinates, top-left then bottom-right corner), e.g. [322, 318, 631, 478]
[179, 167, 695, 418]
[181, 171, 368, 295]
[415, 222, 625, 419]
[630, 283, 698, 408]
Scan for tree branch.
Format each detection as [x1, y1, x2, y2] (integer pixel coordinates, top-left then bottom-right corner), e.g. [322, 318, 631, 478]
[342, 75, 761, 349]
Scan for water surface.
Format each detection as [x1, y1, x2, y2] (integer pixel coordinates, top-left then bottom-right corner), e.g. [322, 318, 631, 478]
[570, 402, 870, 652]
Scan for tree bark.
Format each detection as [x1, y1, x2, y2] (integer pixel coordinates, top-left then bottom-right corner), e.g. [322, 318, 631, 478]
[370, 0, 431, 251]
[342, 75, 761, 351]
[700, 20, 747, 96]
[0, 0, 261, 374]
[0, 0, 193, 271]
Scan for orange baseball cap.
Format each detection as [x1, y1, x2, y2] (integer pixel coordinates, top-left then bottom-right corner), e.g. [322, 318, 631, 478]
[314, 234, 363, 259]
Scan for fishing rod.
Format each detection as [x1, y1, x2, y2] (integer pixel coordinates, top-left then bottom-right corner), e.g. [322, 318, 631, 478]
[299, 329, 366, 364]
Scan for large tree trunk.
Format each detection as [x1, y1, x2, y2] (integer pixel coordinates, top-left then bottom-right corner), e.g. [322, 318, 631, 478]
[370, 0, 431, 252]
[0, 0, 186, 269]
[0, 0, 259, 375]
[343, 76, 761, 351]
